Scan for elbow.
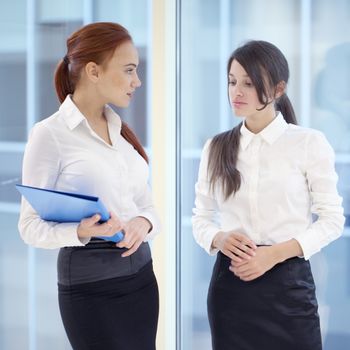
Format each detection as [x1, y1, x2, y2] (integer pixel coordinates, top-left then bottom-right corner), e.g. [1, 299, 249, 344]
[319, 205, 346, 235]
[18, 219, 30, 245]
[321, 212, 346, 243]
[18, 216, 44, 249]
[18, 221, 37, 247]
[332, 211, 346, 235]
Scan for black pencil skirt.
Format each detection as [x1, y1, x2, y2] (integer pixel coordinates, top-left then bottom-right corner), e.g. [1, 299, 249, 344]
[208, 252, 322, 350]
[58, 261, 159, 350]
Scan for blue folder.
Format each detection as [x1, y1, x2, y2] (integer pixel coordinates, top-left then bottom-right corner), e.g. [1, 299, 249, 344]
[16, 184, 124, 243]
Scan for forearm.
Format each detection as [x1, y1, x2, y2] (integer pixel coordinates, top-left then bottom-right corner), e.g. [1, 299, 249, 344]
[271, 239, 304, 263]
[135, 216, 152, 232]
[19, 208, 85, 248]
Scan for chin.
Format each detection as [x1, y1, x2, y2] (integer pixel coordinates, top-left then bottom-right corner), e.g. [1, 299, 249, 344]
[233, 109, 245, 117]
[112, 100, 130, 108]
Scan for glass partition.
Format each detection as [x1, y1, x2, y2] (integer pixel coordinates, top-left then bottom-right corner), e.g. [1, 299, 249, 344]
[178, 1, 350, 349]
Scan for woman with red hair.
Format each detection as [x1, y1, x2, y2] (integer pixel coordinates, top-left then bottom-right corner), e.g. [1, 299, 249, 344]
[18, 22, 160, 349]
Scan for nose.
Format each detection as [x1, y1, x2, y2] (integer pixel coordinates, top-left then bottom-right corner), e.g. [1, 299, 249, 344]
[132, 73, 142, 88]
[229, 84, 243, 99]
[233, 85, 243, 97]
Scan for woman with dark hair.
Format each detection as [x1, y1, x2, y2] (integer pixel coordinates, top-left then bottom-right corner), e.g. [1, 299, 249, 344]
[18, 22, 160, 350]
[192, 40, 344, 350]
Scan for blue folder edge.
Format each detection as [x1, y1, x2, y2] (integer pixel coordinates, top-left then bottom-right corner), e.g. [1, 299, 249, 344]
[16, 184, 124, 243]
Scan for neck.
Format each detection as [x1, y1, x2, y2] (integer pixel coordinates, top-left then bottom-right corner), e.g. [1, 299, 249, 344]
[72, 88, 105, 123]
[245, 108, 277, 134]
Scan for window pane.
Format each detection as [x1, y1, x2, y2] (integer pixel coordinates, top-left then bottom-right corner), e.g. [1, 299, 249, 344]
[95, 0, 150, 146]
[310, 0, 350, 153]
[179, 0, 350, 349]
[0, 0, 26, 142]
[0, 152, 23, 203]
[0, 213, 28, 349]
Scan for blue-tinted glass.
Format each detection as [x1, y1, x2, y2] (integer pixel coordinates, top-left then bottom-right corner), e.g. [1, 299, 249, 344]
[179, 0, 350, 349]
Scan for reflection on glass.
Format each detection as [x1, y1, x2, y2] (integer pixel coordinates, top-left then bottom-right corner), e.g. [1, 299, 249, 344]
[312, 43, 350, 152]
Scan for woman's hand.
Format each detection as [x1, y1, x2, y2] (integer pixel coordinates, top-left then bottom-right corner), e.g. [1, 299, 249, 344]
[116, 216, 152, 257]
[77, 212, 124, 239]
[212, 231, 257, 262]
[230, 246, 279, 281]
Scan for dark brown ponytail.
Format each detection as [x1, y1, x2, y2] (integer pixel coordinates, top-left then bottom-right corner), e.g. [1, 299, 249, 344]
[275, 94, 297, 124]
[208, 124, 242, 200]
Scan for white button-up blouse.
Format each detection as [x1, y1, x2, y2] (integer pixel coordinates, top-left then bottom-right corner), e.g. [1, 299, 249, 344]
[18, 95, 160, 249]
[192, 113, 345, 260]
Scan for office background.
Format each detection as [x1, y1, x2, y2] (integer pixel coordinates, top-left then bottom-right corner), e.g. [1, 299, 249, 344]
[0, 0, 349, 349]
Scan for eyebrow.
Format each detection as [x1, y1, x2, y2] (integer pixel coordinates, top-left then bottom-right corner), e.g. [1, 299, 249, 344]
[124, 63, 137, 68]
[228, 73, 249, 77]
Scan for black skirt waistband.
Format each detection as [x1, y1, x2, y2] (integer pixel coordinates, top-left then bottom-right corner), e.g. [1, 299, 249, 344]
[57, 242, 152, 286]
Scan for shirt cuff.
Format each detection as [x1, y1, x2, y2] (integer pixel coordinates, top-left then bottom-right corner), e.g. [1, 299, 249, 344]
[202, 227, 221, 256]
[294, 228, 320, 260]
[57, 223, 89, 247]
[137, 212, 160, 241]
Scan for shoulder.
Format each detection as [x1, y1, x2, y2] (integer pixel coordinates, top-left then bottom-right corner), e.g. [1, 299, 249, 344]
[285, 124, 329, 142]
[286, 124, 334, 155]
[286, 123, 321, 135]
[28, 111, 62, 142]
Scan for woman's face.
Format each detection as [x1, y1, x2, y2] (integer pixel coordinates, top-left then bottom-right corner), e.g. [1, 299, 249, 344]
[228, 59, 264, 118]
[96, 40, 141, 108]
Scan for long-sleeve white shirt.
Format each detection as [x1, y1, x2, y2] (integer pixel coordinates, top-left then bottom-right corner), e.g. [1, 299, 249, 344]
[18, 95, 160, 249]
[192, 113, 345, 260]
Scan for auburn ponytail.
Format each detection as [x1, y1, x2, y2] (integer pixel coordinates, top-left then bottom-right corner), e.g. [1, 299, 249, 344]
[54, 22, 131, 104]
[54, 59, 73, 104]
[53, 23, 147, 162]
[121, 122, 148, 163]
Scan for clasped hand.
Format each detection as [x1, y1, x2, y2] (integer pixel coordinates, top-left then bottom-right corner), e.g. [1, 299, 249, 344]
[213, 231, 278, 281]
[77, 213, 151, 257]
[229, 246, 278, 281]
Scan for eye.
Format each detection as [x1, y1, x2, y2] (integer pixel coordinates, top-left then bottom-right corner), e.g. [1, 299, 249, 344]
[228, 80, 236, 86]
[245, 80, 253, 87]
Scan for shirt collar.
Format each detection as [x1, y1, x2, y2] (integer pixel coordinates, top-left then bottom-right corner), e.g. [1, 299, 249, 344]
[103, 104, 122, 135]
[103, 105, 122, 148]
[240, 112, 288, 150]
[59, 95, 86, 130]
[59, 95, 122, 135]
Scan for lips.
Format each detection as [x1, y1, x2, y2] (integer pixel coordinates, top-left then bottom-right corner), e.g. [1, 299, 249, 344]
[232, 101, 247, 108]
